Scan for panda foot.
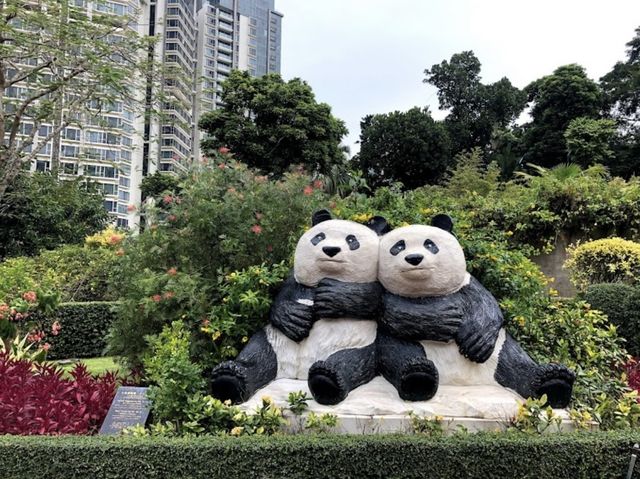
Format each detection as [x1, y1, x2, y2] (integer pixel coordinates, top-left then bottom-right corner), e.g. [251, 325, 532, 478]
[308, 361, 348, 405]
[210, 361, 248, 404]
[532, 363, 575, 408]
[398, 359, 439, 401]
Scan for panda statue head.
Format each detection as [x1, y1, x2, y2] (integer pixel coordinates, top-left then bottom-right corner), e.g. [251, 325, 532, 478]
[294, 209, 389, 287]
[378, 214, 468, 298]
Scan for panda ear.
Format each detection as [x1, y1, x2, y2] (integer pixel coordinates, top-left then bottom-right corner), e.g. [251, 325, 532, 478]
[431, 214, 454, 234]
[312, 209, 332, 226]
[366, 216, 391, 236]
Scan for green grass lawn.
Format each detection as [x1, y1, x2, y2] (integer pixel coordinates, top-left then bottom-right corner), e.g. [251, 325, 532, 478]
[56, 356, 121, 377]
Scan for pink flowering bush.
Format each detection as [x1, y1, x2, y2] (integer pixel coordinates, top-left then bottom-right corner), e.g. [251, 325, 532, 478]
[109, 150, 327, 366]
[0, 288, 60, 357]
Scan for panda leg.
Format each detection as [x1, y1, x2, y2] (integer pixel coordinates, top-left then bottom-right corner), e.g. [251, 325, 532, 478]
[308, 344, 376, 405]
[495, 333, 575, 408]
[376, 331, 439, 401]
[210, 329, 277, 404]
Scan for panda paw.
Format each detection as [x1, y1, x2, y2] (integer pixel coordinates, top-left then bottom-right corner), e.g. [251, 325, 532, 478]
[532, 363, 576, 408]
[308, 361, 348, 405]
[398, 358, 439, 401]
[210, 361, 248, 404]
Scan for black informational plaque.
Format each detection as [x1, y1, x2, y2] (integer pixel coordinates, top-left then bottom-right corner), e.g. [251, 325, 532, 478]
[99, 386, 151, 435]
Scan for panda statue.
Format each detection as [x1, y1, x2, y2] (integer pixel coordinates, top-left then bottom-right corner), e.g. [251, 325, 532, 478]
[210, 209, 389, 405]
[376, 215, 575, 408]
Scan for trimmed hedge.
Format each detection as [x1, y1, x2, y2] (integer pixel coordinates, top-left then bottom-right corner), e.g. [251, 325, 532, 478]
[34, 302, 117, 359]
[0, 432, 639, 478]
[583, 283, 640, 356]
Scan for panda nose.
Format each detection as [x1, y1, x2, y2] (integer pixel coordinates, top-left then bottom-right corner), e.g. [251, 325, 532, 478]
[322, 246, 341, 258]
[405, 254, 424, 266]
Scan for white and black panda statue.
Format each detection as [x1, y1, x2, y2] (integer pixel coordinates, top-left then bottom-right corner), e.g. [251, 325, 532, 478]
[376, 215, 575, 408]
[210, 210, 389, 405]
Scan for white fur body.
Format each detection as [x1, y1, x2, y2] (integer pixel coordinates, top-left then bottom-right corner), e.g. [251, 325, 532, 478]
[270, 218, 380, 380]
[265, 319, 377, 379]
[420, 329, 506, 387]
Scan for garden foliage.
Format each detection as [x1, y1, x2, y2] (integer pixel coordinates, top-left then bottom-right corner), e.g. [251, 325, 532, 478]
[0, 353, 117, 435]
[566, 238, 640, 290]
[108, 153, 325, 366]
[2, 432, 640, 478]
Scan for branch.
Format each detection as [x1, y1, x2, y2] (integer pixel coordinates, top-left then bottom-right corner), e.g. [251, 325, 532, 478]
[4, 59, 55, 88]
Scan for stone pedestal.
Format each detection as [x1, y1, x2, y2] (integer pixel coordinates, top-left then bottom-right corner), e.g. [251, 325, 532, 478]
[240, 377, 579, 434]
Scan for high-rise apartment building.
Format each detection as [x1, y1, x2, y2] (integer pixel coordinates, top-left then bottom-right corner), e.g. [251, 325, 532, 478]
[193, 0, 282, 162]
[17, 0, 281, 228]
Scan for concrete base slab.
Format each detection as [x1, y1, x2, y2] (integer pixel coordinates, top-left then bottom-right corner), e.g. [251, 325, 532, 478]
[240, 377, 579, 434]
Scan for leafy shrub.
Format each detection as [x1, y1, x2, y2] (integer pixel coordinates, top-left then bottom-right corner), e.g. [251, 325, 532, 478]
[109, 154, 322, 365]
[3, 432, 640, 478]
[0, 352, 117, 434]
[32, 302, 118, 360]
[566, 237, 640, 290]
[0, 173, 108, 259]
[582, 283, 640, 356]
[144, 321, 206, 424]
[0, 243, 121, 304]
[201, 262, 290, 362]
[142, 322, 285, 436]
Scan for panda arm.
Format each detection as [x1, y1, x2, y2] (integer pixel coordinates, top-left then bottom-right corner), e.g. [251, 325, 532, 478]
[455, 276, 504, 363]
[380, 292, 463, 341]
[269, 274, 316, 342]
[314, 278, 383, 319]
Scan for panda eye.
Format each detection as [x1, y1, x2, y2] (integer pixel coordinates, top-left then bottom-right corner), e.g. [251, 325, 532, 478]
[390, 240, 405, 256]
[310, 232, 326, 246]
[346, 234, 360, 251]
[424, 239, 439, 254]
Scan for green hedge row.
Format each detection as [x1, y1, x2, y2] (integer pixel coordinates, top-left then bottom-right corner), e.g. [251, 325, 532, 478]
[1, 432, 639, 478]
[34, 302, 117, 359]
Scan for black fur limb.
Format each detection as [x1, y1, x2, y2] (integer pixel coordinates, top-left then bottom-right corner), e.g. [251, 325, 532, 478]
[314, 278, 383, 319]
[308, 343, 377, 405]
[376, 332, 439, 401]
[381, 292, 463, 342]
[495, 333, 575, 407]
[380, 276, 503, 363]
[269, 274, 315, 342]
[210, 329, 277, 404]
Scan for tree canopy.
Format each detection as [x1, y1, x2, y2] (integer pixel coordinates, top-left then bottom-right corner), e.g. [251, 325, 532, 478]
[522, 64, 603, 167]
[355, 107, 452, 189]
[199, 71, 348, 176]
[0, 173, 108, 259]
[424, 51, 526, 155]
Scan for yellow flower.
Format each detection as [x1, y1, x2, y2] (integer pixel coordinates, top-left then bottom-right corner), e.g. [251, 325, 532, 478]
[242, 336, 249, 343]
[261, 395, 273, 405]
[230, 426, 243, 436]
[212, 331, 222, 340]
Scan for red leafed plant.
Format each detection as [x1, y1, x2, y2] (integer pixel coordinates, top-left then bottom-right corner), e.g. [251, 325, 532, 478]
[626, 359, 640, 395]
[0, 352, 117, 435]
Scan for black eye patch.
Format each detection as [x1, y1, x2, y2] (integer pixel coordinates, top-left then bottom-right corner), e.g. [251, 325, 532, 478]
[346, 234, 360, 251]
[390, 240, 406, 256]
[310, 232, 326, 246]
[424, 239, 439, 254]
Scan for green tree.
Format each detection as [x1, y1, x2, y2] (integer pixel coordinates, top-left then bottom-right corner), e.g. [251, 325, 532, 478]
[564, 117, 617, 167]
[601, 26, 640, 124]
[522, 64, 603, 167]
[355, 107, 452, 189]
[141, 172, 182, 201]
[199, 71, 348, 176]
[0, 0, 156, 199]
[424, 51, 526, 154]
[0, 173, 108, 259]
[600, 26, 640, 177]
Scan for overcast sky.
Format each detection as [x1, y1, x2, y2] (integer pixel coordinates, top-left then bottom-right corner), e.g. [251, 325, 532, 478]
[276, 0, 640, 154]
